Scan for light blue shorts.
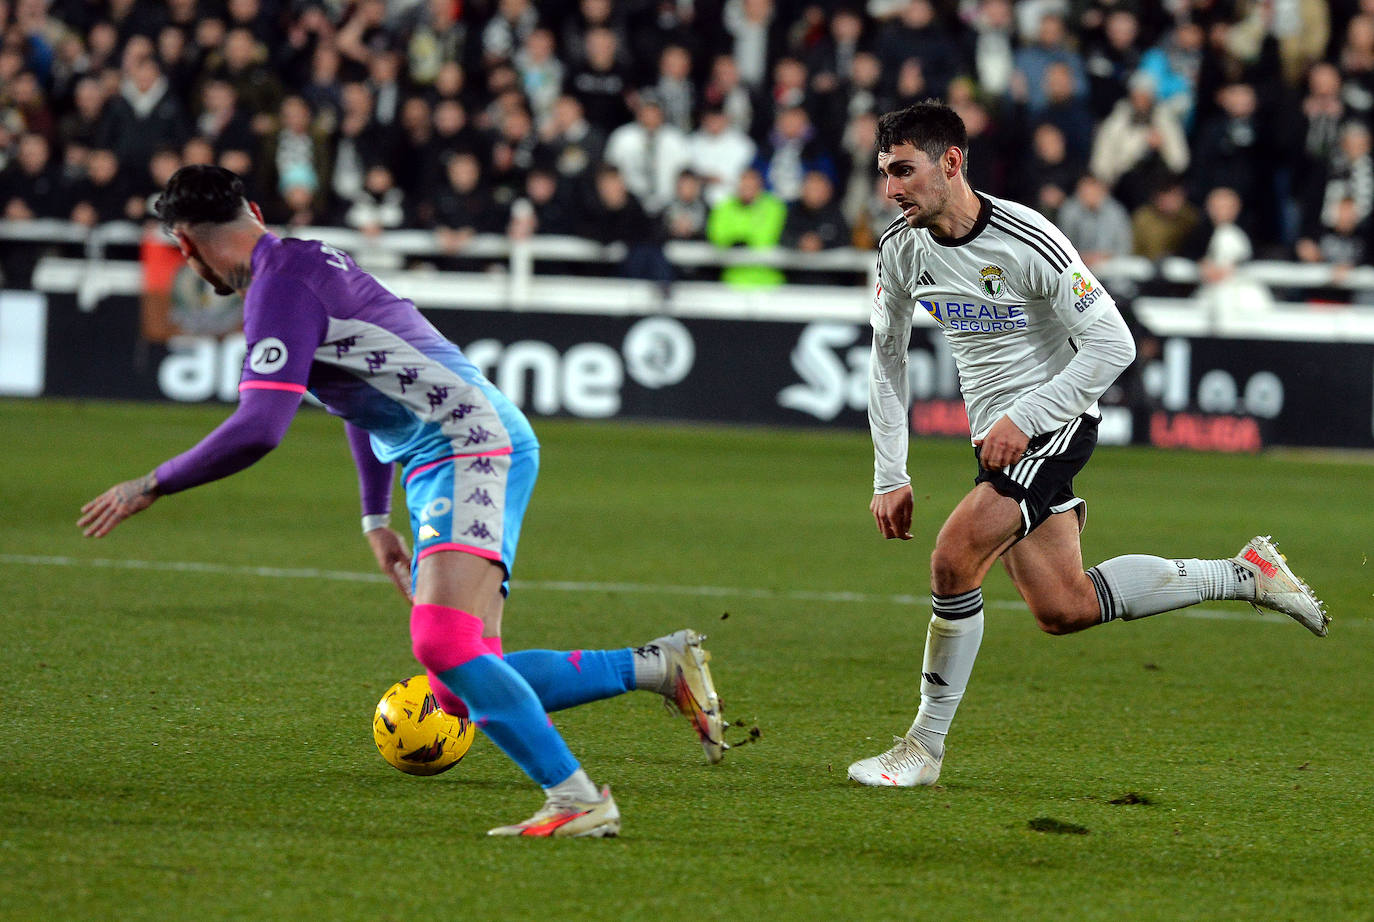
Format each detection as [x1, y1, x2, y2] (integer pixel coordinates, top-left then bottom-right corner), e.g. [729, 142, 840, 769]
[402, 446, 538, 596]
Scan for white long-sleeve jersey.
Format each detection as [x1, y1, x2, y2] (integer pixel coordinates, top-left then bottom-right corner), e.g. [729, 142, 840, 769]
[870, 192, 1136, 492]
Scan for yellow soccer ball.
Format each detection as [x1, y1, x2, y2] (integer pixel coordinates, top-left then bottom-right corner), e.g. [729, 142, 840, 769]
[373, 674, 476, 776]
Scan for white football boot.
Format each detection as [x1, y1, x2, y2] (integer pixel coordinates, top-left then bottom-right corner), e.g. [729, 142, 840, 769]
[847, 734, 942, 787]
[1233, 535, 1329, 637]
[487, 785, 621, 838]
[645, 629, 727, 764]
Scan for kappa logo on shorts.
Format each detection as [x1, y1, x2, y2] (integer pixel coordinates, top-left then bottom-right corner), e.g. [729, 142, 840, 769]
[464, 458, 497, 475]
[461, 520, 495, 540]
[464, 487, 495, 507]
[418, 524, 440, 539]
[248, 337, 288, 374]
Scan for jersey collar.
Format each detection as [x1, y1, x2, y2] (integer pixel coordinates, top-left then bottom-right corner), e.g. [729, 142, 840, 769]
[928, 192, 991, 248]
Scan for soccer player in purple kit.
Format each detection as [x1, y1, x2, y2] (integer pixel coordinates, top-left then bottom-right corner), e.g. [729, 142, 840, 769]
[78, 165, 725, 837]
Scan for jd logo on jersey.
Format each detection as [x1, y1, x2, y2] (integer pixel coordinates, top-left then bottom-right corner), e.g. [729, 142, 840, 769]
[979, 265, 1006, 298]
[249, 337, 288, 374]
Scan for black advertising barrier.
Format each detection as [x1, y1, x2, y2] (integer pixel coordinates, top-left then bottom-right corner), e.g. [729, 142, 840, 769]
[19, 293, 1374, 449]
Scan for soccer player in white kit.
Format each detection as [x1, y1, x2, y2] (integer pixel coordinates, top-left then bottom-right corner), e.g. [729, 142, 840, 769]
[848, 103, 1329, 787]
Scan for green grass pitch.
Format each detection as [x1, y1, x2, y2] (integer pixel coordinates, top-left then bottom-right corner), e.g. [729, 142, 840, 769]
[1, 398, 1370, 920]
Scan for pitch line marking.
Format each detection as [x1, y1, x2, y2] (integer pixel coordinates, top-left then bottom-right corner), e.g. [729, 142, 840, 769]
[0, 553, 1328, 626]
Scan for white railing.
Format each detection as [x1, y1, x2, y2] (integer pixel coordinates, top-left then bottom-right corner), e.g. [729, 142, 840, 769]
[9, 218, 1374, 341]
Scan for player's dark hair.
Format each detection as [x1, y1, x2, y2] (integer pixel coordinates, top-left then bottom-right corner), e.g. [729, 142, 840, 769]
[154, 164, 248, 228]
[876, 101, 969, 174]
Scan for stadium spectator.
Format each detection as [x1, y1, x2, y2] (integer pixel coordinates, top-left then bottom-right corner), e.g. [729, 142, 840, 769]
[569, 25, 632, 132]
[208, 27, 283, 135]
[653, 44, 696, 133]
[514, 27, 564, 126]
[2, 130, 64, 219]
[780, 169, 850, 252]
[580, 163, 673, 283]
[700, 53, 761, 138]
[838, 109, 879, 232]
[260, 94, 331, 215]
[805, 7, 867, 101]
[706, 166, 787, 287]
[1296, 194, 1368, 275]
[561, 0, 628, 72]
[687, 103, 756, 207]
[342, 162, 406, 235]
[661, 168, 709, 242]
[754, 105, 835, 204]
[536, 93, 604, 181]
[723, 0, 783, 90]
[1337, 13, 1374, 117]
[507, 164, 578, 238]
[65, 146, 132, 225]
[1300, 119, 1374, 248]
[873, 0, 961, 100]
[1131, 178, 1200, 261]
[1189, 82, 1268, 236]
[390, 94, 439, 199]
[1012, 122, 1083, 218]
[1011, 11, 1087, 116]
[5, 69, 53, 144]
[1083, 8, 1142, 120]
[1035, 60, 1096, 160]
[429, 151, 504, 249]
[0, 130, 63, 286]
[1226, 0, 1329, 89]
[1187, 186, 1272, 318]
[156, 23, 201, 110]
[482, 0, 538, 68]
[364, 47, 404, 127]
[1136, 20, 1204, 125]
[966, 0, 1017, 100]
[1057, 173, 1133, 268]
[327, 82, 390, 210]
[97, 53, 190, 185]
[1089, 70, 1189, 211]
[603, 90, 690, 216]
[300, 42, 344, 129]
[196, 78, 255, 157]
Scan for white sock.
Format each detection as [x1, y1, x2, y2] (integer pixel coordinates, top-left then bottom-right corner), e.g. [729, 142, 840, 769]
[1088, 555, 1256, 622]
[631, 642, 667, 691]
[545, 767, 600, 801]
[908, 590, 985, 759]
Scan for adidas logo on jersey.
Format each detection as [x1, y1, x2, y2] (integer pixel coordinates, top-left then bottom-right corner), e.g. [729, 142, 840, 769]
[917, 270, 935, 287]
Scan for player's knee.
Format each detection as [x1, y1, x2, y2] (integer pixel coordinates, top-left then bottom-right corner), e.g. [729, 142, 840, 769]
[1028, 594, 1099, 635]
[410, 603, 487, 672]
[929, 545, 976, 595]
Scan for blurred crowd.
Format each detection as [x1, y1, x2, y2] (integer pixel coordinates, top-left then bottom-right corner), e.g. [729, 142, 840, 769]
[3, 0, 1374, 288]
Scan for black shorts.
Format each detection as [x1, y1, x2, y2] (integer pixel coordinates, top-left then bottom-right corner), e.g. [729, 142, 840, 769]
[974, 412, 1099, 539]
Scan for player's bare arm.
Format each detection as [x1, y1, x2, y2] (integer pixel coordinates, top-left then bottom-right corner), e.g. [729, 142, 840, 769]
[973, 415, 1030, 471]
[366, 526, 414, 601]
[78, 472, 160, 537]
[871, 484, 914, 540]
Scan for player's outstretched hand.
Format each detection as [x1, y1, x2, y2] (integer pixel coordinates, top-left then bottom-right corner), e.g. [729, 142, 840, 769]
[974, 415, 1029, 472]
[78, 474, 159, 537]
[871, 484, 914, 540]
[366, 526, 413, 601]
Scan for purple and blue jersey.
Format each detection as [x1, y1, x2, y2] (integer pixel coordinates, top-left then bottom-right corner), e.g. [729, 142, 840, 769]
[153, 232, 538, 577]
[237, 233, 535, 466]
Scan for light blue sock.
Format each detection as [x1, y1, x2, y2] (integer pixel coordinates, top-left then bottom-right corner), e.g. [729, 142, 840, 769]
[435, 654, 580, 787]
[504, 648, 636, 712]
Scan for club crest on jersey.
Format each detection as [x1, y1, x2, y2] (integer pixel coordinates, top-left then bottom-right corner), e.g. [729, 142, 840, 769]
[1071, 272, 1103, 312]
[979, 265, 1006, 298]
